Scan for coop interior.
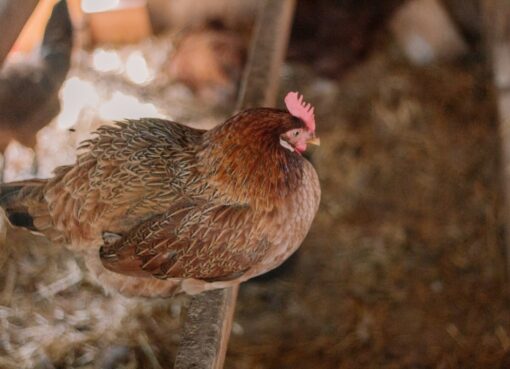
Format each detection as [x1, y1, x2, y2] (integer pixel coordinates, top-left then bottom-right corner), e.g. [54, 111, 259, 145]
[0, 0, 509, 368]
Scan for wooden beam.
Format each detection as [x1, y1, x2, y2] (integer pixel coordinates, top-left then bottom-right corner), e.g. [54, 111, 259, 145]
[0, 154, 3, 183]
[442, 0, 481, 42]
[173, 1, 296, 368]
[0, 0, 39, 68]
[483, 0, 510, 278]
[237, 0, 296, 109]
[174, 287, 238, 369]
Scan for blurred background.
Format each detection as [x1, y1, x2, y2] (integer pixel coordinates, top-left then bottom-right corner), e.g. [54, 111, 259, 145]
[0, 0, 508, 368]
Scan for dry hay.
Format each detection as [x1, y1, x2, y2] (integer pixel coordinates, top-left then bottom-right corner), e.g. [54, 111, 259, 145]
[229, 50, 508, 368]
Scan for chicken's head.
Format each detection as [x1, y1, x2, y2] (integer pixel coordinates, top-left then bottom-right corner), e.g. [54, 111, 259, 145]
[280, 92, 320, 154]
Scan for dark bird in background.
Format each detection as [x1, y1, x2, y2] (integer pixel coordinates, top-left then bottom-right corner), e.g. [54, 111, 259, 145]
[0, 0, 72, 154]
[0, 92, 321, 297]
[289, 0, 407, 77]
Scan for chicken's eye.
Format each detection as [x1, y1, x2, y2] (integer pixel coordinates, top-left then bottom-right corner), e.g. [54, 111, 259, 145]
[293, 130, 300, 137]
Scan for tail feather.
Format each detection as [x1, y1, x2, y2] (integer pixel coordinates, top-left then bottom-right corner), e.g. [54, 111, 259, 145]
[0, 179, 47, 231]
[0, 183, 27, 208]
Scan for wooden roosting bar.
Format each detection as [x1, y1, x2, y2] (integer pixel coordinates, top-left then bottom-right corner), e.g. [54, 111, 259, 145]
[484, 0, 510, 279]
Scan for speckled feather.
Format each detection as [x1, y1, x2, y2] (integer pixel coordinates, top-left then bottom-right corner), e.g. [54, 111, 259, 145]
[0, 110, 320, 297]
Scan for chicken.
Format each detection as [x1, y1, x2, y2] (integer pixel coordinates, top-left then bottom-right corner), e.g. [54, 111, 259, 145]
[0, 92, 321, 297]
[0, 0, 72, 152]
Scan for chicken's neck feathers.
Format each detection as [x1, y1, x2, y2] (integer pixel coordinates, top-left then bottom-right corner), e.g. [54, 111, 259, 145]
[198, 112, 305, 211]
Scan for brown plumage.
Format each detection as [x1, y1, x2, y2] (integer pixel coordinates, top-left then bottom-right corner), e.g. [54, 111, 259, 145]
[0, 96, 320, 297]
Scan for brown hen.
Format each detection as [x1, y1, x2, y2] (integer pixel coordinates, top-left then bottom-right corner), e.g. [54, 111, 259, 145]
[0, 92, 320, 297]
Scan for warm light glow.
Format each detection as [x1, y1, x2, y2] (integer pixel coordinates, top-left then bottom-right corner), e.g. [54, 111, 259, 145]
[3, 142, 36, 182]
[82, 0, 119, 13]
[99, 92, 164, 120]
[125, 51, 152, 85]
[57, 77, 100, 129]
[92, 49, 122, 73]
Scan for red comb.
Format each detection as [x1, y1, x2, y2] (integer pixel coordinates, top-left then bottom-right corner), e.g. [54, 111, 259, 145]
[284, 91, 316, 131]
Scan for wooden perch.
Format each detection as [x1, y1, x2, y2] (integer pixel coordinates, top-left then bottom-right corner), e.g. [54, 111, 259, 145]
[0, 0, 39, 68]
[483, 0, 510, 277]
[237, 0, 296, 110]
[174, 287, 238, 369]
[173, 0, 296, 368]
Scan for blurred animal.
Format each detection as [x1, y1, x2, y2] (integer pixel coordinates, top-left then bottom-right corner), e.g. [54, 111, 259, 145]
[167, 26, 246, 103]
[289, 0, 407, 77]
[0, 0, 72, 153]
[0, 92, 321, 297]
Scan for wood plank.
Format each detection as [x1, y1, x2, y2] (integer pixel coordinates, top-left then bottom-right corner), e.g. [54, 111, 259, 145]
[483, 0, 510, 277]
[173, 1, 296, 368]
[237, 0, 296, 109]
[0, 0, 39, 67]
[173, 287, 238, 369]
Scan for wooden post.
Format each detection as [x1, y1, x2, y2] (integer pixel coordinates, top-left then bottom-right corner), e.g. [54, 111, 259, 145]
[174, 288, 238, 369]
[236, 0, 297, 110]
[0, 154, 3, 183]
[483, 0, 510, 277]
[173, 0, 296, 368]
[0, 0, 39, 67]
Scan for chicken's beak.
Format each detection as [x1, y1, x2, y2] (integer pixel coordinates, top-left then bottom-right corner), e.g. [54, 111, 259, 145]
[307, 135, 320, 146]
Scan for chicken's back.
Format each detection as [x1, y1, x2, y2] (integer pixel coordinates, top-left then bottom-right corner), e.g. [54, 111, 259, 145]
[3, 119, 207, 250]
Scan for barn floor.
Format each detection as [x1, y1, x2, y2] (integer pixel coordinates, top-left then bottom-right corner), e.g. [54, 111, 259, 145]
[1, 34, 509, 369]
[230, 50, 509, 368]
